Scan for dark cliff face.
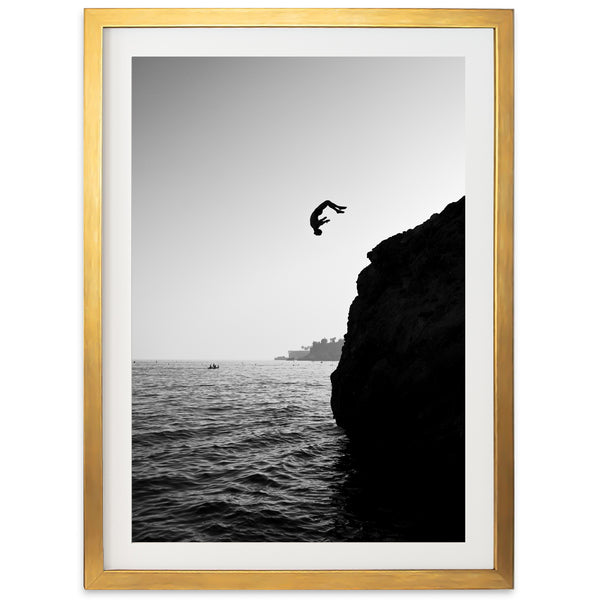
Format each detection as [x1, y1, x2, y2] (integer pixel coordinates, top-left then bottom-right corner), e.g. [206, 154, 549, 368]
[330, 197, 465, 540]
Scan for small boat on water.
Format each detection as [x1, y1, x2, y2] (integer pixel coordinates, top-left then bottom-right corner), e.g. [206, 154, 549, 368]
[207, 363, 220, 370]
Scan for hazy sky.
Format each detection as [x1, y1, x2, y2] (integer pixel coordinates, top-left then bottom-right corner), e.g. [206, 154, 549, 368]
[132, 57, 464, 360]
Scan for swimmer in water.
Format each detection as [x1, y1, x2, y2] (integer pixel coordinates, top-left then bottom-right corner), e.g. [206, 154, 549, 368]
[310, 200, 347, 236]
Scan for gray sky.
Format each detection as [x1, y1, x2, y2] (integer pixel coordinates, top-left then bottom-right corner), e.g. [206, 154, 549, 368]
[132, 57, 464, 360]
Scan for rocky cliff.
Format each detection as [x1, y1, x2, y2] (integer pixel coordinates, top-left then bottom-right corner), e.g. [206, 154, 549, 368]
[330, 197, 465, 540]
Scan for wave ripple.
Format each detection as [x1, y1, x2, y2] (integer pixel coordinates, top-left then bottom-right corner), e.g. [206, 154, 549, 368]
[132, 360, 414, 542]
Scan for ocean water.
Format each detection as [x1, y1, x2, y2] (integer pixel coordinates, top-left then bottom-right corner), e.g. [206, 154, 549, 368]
[132, 360, 416, 542]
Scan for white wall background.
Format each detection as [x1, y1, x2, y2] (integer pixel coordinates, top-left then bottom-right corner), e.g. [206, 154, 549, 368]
[1, 0, 598, 597]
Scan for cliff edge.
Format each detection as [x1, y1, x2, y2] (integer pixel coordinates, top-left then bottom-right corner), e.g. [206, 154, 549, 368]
[330, 197, 465, 539]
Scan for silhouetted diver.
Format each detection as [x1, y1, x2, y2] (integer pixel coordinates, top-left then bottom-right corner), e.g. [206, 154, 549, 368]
[310, 200, 347, 236]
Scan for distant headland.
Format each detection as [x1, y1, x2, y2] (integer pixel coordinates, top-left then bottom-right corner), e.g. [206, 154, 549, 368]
[275, 337, 343, 361]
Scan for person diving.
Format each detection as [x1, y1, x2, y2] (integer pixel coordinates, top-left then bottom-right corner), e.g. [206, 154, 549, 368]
[309, 200, 347, 236]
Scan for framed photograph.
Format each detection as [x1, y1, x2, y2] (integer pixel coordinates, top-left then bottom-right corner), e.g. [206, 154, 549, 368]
[84, 8, 513, 590]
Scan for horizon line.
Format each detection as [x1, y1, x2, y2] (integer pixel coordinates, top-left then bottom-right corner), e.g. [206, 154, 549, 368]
[132, 358, 287, 362]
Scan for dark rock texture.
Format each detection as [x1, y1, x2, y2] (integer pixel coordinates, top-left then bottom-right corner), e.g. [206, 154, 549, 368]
[330, 197, 465, 540]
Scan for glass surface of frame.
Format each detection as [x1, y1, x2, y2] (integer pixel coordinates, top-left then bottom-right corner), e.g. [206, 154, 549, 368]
[84, 8, 513, 590]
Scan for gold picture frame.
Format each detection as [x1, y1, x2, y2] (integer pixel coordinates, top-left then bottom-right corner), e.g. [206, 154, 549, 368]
[84, 8, 513, 590]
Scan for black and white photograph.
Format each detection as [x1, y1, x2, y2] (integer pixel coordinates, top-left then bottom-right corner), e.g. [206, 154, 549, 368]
[131, 56, 465, 543]
[7, 0, 600, 596]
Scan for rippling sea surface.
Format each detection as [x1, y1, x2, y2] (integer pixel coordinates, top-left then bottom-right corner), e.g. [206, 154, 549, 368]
[132, 360, 417, 542]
